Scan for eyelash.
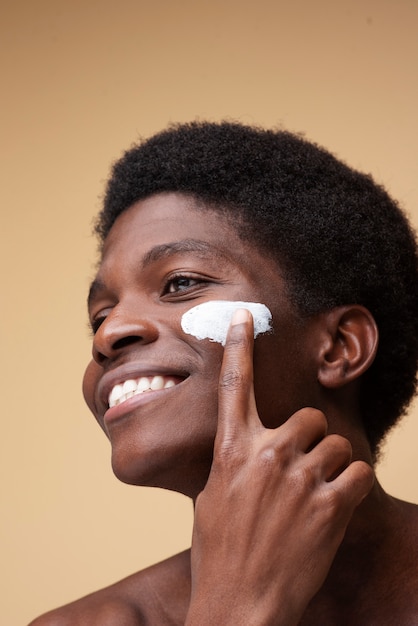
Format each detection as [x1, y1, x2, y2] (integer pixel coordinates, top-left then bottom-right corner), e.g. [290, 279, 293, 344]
[90, 315, 107, 336]
[162, 273, 207, 296]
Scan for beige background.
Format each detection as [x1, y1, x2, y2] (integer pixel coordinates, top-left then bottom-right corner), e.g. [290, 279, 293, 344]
[1, 1, 417, 624]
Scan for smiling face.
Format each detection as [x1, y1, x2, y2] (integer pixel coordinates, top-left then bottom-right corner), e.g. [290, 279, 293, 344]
[83, 192, 324, 498]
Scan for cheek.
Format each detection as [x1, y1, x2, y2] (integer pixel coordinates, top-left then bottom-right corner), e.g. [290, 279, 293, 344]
[82, 360, 101, 417]
[183, 341, 224, 423]
[253, 332, 320, 428]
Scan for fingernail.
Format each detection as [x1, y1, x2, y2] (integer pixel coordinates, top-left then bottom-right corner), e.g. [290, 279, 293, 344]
[231, 308, 250, 326]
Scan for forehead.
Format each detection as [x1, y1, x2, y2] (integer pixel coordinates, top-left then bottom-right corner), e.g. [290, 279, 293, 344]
[102, 192, 235, 254]
[99, 192, 269, 270]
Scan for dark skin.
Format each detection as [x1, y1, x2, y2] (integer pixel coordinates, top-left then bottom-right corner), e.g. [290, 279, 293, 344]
[30, 193, 418, 625]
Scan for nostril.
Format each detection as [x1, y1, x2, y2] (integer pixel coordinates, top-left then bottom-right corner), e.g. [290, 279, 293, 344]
[91, 318, 157, 364]
[93, 348, 107, 366]
[112, 335, 142, 351]
[93, 335, 140, 365]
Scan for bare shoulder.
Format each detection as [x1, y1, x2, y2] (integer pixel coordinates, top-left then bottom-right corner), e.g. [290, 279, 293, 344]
[377, 498, 418, 622]
[28, 597, 143, 626]
[28, 550, 191, 626]
[398, 498, 418, 556]
[390, 498, 418, 568]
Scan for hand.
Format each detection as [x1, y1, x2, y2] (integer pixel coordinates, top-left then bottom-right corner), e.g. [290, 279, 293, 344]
[186, 309, 374, 626]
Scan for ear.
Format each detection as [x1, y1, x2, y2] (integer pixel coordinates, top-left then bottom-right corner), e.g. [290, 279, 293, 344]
[317, 306, 378, 389]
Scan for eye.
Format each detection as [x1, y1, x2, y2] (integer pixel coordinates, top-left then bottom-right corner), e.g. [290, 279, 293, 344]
[162, 273, 211, 298]
[90, 314, 107, 335]
[165, 275, 199, 293]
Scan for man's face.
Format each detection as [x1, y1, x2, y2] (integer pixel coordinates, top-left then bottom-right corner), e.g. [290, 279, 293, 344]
[83, 192, 323, 498]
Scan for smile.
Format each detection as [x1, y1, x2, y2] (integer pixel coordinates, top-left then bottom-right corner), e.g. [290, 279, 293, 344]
[108, 376, 180, 408]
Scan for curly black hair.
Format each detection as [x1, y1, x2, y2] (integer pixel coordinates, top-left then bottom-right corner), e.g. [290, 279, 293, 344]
[96, 121, 418, 459]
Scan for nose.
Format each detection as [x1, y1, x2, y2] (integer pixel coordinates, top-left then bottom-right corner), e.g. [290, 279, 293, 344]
[92, 304, 159, 365]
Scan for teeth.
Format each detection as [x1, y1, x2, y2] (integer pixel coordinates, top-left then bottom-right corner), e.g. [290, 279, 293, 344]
[122, 379, 137, 394]
[137, 377, 151, 392]
[108, 376, 178, 408]
[150, 375, 164, 390]
[108, 384, 124, 407]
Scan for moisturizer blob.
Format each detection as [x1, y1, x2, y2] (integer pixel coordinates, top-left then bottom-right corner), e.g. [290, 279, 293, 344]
[181, 300, 272, 346]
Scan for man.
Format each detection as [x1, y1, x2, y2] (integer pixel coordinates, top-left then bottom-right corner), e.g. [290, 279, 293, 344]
[31, 122, 418, 624]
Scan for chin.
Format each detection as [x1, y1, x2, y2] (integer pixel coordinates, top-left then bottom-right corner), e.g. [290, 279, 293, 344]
[110, 445, 168, 488]
[110, 442, 213, 498]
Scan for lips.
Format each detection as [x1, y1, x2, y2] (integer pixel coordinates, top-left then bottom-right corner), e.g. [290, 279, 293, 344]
[108, 375, 180, 408]
[95, 361, 190, 417]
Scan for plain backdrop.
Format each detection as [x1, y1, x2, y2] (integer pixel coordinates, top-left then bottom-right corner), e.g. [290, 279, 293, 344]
[1, 2, 417, 624]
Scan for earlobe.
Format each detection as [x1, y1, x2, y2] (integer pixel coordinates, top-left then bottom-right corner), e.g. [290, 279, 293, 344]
[317, 306, 379, 388]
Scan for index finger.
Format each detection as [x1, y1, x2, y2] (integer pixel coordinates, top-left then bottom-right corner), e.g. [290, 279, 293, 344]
[216, 308, 260, 448]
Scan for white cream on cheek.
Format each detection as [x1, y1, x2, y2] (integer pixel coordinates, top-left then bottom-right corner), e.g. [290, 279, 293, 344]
[181, 300, 272, 346]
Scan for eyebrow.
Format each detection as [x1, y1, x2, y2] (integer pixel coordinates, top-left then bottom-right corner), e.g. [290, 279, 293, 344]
[87, 238, 221, 307]
[141, 239, 218, 267]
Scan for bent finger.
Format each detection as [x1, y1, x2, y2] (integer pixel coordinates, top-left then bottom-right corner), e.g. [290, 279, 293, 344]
[326, 460, 375, 514]
[277, 407, 329, 454]
[307, 433, 353, 482]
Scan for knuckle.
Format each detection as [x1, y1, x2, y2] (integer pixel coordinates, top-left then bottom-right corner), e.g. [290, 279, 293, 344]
[355, 460, 374, 485]
[256, 431, 295, 471]
[292, 463, 319, 490]
[219, 366, 246, 392]
[293, 407, 328, 431]
[348, 460, 375, 498]
[320, 486, 347, 519]
[306, 407, 328, 429]
[326, 434, 353, 462]
[213, 437, 245, 470]
[335, 435, 353, 456]
[255, 429, 291, 463]
[256, 443, 281, 469]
